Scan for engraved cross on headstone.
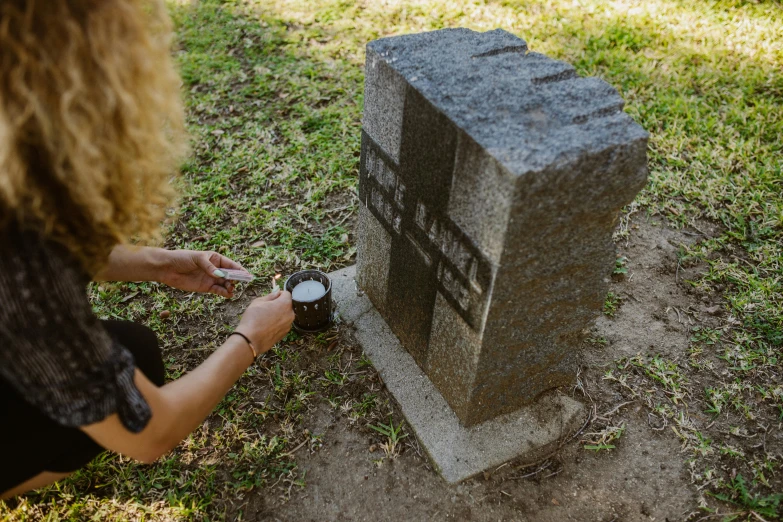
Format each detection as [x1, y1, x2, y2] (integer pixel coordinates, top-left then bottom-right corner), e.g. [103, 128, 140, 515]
[359, 86, 492, 367]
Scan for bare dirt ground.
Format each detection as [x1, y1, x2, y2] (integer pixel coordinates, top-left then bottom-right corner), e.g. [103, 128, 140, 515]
[242, 214, 728, 522]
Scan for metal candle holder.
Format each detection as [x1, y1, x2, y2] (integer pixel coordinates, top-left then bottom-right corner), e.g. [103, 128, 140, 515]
[285, 269, 334, 333]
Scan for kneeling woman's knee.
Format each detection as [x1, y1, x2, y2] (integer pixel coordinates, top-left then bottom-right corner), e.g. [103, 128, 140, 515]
[102, 320, 165, 387]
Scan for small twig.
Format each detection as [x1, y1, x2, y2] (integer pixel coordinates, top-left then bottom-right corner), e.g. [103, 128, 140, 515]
[511, 460, 553, 480]
[600, 400, 635, 418]
[269, 473, 285, 489]
[694, 513, 746, 522]
[334, 211, 353, 227]
[506, 401, 593, 481]
[568, 408, 596, 442]
[280, 438, 308, 458]
[494, 462, 510, 473]
[324, 204, 353, 214]
[719, 430, 757, 439]
[542, 468, 563, 479]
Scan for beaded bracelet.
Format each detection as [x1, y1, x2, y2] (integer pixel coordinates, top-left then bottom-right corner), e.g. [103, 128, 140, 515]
[229, 331, 258, 359]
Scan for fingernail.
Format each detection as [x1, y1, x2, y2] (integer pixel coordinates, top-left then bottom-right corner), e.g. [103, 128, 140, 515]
[213, 269, 226, 278]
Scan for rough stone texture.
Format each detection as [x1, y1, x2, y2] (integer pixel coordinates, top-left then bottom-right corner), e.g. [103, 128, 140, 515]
[357, 28, 648, 426]
[330, 265, 585, 483]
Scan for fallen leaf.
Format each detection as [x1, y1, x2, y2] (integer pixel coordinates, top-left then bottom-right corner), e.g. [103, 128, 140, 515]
[120, 291, 139, 303]
[551, 498, 560, 506]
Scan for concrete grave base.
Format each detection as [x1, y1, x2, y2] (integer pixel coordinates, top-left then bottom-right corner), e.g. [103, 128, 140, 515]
[329, 265, 586, 483]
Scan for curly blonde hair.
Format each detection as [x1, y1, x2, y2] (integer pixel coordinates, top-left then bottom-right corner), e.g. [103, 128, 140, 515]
[0, 0, 187, 274]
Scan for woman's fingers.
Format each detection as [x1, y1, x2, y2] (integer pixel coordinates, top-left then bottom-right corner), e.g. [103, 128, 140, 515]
[191, 252, 250, 298]
[217, 255, 245, 271]
[196, 252, 243, 275]
[209, 284, 232, 298]
[236, 291, 294, 352]
[195, 253, 223, 279]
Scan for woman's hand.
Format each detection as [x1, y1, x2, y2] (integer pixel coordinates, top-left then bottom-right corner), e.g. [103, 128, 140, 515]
[160, 250, 248, 298]
[95, 246, 249, 299]
[235, 290, 295, 354]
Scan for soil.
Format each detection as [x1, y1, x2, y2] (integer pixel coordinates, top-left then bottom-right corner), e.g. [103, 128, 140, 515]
[236, 214, 724, 521]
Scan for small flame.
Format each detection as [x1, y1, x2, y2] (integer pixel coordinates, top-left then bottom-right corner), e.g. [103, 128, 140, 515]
[271, 273, 283, 293]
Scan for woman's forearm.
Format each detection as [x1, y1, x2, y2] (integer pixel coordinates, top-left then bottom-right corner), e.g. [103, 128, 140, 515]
[81, 336, 254, 462]
[152, 336, 254, 452]
[93, 245, 169, 282]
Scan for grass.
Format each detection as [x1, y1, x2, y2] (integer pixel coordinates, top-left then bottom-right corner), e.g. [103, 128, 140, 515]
[1, 0, 782, 519]
[603, 291, 621, 317]
[368, 418, 408, 459]
[709, 474, 783, 521]
[582, 422, 626, 452]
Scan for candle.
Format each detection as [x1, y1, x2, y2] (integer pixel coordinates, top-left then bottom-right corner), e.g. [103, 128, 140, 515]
[291, 280, 326, 302]
[286, 270, 333, 333]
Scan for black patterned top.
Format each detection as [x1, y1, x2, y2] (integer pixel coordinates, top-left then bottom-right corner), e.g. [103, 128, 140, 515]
[0, 224, 151, 433]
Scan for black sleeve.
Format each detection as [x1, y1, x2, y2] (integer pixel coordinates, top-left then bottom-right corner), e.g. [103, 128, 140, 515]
[0, 228, 152, 433]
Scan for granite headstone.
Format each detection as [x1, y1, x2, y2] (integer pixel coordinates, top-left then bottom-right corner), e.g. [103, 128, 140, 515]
[357, 28, 648, 426]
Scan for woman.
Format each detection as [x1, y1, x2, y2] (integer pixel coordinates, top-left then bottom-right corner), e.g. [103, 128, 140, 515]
[0, 0, 294, 498]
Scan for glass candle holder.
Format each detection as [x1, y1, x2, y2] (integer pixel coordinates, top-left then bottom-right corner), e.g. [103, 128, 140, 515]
[285, 270, 333, 333]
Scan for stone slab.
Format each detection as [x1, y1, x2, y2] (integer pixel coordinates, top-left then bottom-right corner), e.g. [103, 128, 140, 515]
[330, 265, 586, 483]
